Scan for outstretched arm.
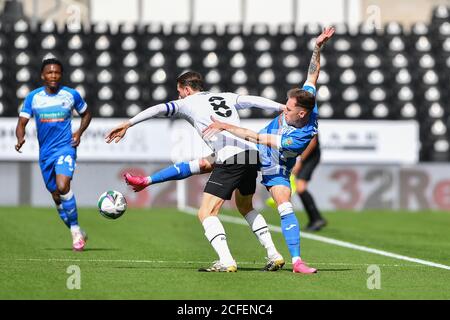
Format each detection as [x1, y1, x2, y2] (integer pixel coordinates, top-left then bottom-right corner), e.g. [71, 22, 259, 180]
[105, 102, 177, 143]
[236, 95, 285, 112]
[305, 26, 335, 87]
[203, 116, 280, 149]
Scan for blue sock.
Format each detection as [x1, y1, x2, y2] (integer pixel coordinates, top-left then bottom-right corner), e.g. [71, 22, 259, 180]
[281, 213, 300, 258]
[149, 161, 196, 184]
[60, 190, 79, 227]
[56, 204, 70, 228]
[278, 202, 301, 259]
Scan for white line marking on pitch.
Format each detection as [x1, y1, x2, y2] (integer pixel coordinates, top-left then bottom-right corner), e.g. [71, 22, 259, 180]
[8, 258, 429, 268]
[181, 207, 450, 271]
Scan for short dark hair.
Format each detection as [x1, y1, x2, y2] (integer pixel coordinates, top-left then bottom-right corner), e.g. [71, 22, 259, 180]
[176, 71, 205, 91]
[40, 58, 64, 73]
[287, 88, 315, 110]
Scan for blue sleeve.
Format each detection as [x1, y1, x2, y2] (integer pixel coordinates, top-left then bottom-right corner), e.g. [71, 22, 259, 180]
[303, 83, 318, 123]
[70, 88, 87, 114]
[19, 94, 33, 118]
[302, 83, 316, 97]
[280, 129, 313, 155]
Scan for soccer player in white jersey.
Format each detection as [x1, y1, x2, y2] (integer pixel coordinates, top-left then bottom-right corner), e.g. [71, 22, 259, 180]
[15, 58, 92, 251]
[105, 72, 287, 272]
[125, 26, 335, 273]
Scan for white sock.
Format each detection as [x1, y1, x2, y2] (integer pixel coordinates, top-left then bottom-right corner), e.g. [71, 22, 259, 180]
[188, 159, 201, 174]
[202, 216, 235, 266]
[277, 202, 294, 217]
[244, 210, 278, 258]
[70, 225, 80, 233]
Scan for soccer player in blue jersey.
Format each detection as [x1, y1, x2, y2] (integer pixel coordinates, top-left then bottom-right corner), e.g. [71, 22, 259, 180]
[15, 57, 92, 251]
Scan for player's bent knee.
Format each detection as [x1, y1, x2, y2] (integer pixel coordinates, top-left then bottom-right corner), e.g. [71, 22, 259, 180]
[296, 183, 307, 194]
[56, 182, 70, 195]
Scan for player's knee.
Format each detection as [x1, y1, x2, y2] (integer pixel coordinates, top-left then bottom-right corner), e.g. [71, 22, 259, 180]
[296, 181, 307, 194]
[56, 181, 70, 195]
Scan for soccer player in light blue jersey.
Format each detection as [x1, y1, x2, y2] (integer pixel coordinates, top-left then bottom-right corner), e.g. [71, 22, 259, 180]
[15, 58, 92, 251]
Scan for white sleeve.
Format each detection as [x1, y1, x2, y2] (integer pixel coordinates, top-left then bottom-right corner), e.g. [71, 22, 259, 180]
[129, 101, 179, 126]
[235, 95, 283, 112]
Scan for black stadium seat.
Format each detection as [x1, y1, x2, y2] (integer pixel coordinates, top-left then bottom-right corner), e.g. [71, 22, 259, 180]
[0, 5, 449, 161]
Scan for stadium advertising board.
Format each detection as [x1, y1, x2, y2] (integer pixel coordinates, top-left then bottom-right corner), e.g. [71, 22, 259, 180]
[10, 163, 448, 211]
[0, 118, 418, 164]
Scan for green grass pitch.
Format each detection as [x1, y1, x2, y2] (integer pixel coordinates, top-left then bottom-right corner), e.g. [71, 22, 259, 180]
[0, 206, 449, 299]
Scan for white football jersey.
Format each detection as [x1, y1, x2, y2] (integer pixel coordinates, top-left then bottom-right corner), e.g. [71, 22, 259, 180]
[171, 92, 256, 162]
[129, 90, 283, 163]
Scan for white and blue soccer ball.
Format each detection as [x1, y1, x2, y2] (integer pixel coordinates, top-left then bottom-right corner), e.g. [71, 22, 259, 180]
[97, 190, 127, 219]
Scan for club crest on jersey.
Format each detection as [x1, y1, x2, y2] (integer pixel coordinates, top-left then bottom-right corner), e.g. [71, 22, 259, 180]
[282, 137, 294, 147]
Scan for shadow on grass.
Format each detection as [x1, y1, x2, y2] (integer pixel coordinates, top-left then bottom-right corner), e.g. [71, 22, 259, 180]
[314, 268, 353, 272]
[43, 248, 120, 251]
[111, 265, 354, 272]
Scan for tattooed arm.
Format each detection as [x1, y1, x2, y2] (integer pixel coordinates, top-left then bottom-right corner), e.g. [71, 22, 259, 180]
[305, 26, 335, 86]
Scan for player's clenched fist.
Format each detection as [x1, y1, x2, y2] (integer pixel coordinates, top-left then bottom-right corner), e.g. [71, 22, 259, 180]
[15, 138, 25, 153]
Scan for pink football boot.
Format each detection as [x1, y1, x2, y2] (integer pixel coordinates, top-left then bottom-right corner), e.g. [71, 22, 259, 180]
[124, 173, 150, 192]
[293, 259, 317, 274]
[72, 229, 87, 252]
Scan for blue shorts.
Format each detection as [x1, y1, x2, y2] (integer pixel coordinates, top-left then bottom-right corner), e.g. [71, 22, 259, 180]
[39, 147, 77, 193]
[261, 174, 291, 188]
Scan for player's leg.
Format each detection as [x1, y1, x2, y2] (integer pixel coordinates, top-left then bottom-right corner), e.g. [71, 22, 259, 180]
[295, 149, 326, 231]
[125, 155, 215, 192]
[197, 192, 237, 272]
[56, 174, 86, 251]
[270, 185, 300, 260]
[296, 179, 326, 231]
[235, 190, 285, 271]
[54, 152, 86, 251]
[51, 190, 70, 228]
[40, 158, 70, 228]
[270, 184, 316, 274]
[197, 159, 252, 272]
[56, 174, 78, 228]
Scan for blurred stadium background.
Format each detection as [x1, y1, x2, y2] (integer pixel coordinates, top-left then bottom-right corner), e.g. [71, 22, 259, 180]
[0, 0, 449, 211]
[1, 0, 450, 300]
